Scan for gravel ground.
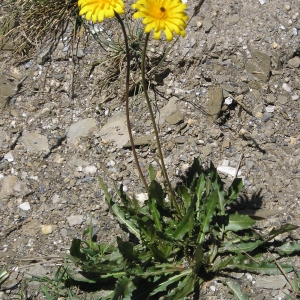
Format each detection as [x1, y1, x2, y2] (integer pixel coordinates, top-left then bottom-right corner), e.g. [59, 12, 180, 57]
[0, 0, 300, 299]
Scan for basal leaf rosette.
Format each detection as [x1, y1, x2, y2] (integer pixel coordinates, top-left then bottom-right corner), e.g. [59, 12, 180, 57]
[78, 0, 125, 23]
[132, 0, 189, 41]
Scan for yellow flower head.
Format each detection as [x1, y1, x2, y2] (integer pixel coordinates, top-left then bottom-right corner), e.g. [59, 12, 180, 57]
[132, 0, 189, 41]
[78, 0, 125, 23]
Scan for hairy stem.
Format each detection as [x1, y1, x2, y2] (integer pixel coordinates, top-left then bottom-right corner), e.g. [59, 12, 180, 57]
[141, 33, 181, 217]
[115, 13, 149, 192]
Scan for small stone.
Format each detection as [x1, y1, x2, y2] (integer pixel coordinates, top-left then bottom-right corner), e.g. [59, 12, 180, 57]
[222, 139, 231, 148]
[287, 56, 300, 68]
[135, 193, 148, 205]
[165, 111, 184, 125]
[203, 20, 213, 33]
[271, 41, 279, 49]
[67, 215, 84, 226]
[67, 118, 97, 144]
[41, 225, 54, 235]
[217, 165, 241, 177]
[265, 105, 275, 113]
[19, 202, 31, 211]
[174, 136, 186, 144]
[201, 145, 212, 157]
[4, 152, 14, 162]
[282, 83, 292, 93]
[83, 165, 97, 175]
[292, 94, 299, 101]
[20, 131, 49, 152]
[255, 275, 286, 289]
[224, 97, 233, 105]
[277, 95, 288, 104]
[266, 94, 276, 104]
[263, 112, 273, 122]
[284, 3, 291, 10]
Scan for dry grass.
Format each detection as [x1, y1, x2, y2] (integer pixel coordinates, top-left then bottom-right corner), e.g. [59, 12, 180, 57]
[0, 0, 78, 54]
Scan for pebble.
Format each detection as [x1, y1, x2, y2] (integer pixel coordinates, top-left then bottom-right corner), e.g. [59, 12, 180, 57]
[288, 56, 300, 68]
[263, 112, 273, 122]
[4, 152, 14, 162]
[284, 4, 291, 10]
[19, 202, 30, 211]
[67, 215, 84, 226]
[217, 165, 241, 177]
[41, 225, 54, 235]
[292, 94, 299, 101]
[277, 95, 288, 104]
[282, 83, 292, 93]
[265, 105, 275, 113]
[83, 165, 97, 175]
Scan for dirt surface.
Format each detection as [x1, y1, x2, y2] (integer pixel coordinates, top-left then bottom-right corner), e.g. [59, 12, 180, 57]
[0, 0, 300, 299]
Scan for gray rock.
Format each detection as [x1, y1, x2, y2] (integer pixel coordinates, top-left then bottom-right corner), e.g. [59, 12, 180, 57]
[227, 14, 240, 25]
[165, 111, 184, 125]
[255, 275, 286, 289]
[266, 94, 276, 104]
[282, 83, 292, 93]
[263, 112, 273, 122]
[25, 264, 47, 278]
[201, 145, 212, 157]
[0, 127, 5, 148]
[174, 136, 187, 144]
[287, 56, 300, 68]
[156, 96, 178, 125]
[277, 95, 288, 104]
[203, 20, 213, 33]
[67, 118, 97, 144]
[207, 87, 223, 124]
[123, 133, 155, 148]
[246, 48, 271, 82]
[0, 73, 18, 108]
[20, 131, 49, 152]
[0, 175, 18, 200]
[67, 215, 84, 226]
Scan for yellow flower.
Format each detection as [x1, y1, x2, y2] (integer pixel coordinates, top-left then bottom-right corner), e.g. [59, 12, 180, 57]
[78, 0, 125, 23]
[132, 0, 189, 41]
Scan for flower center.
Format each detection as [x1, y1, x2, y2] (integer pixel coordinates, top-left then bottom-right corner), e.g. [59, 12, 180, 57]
[160, 7, 165, 12]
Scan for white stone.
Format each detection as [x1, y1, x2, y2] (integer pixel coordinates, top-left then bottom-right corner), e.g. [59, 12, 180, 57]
[265, 105, 275, 113]
[217, 165, 241, 177]
[83, 165, 97, 175]
[224, 97, 233, 105]
[19, 202, 31, 211]
[135, 193, 148, 204]
[67, 215, 84, 226]
[282, 83, 292, 93]
[4, 152, 14, 162]
[258, 0, 265, 4]
[292, 95, 299, 101]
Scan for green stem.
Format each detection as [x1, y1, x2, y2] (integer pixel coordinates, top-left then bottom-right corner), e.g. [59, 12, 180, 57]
[115, 13, 149, 192]
[141, 33, 182, 218]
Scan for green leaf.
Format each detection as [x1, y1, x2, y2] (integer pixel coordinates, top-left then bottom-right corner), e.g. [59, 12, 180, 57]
[98, 176, 112, 202]
[166, 274, 196, 300]
[113, 277, 134, 300]
[227, 178, 243, 202]
[177, 185, 191, 210]
[110, 203, 140, 240]
[276, 242, 300, 255]
[227, 261, 293, 275]
[197, 189, 219, 244]
[150, 269, 192, 297]
[219, 240, 263, 253]
[172, 208, 194, 240]
[224, 213, 256, 232]
[117, 237, 136, 262]
[226, 280, 249, 300]
[149, 180, 164, 207]
[70, 239, 86, 261]
[148, 164, 156, 182]
[148, 198, 162, 232]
